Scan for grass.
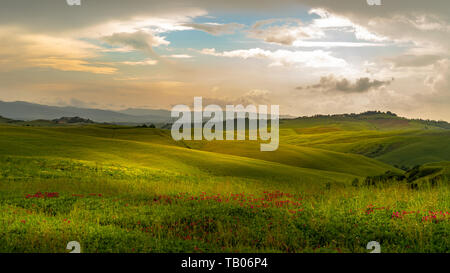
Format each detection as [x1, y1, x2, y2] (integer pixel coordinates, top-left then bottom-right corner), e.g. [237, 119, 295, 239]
[0, 120, 448, 253]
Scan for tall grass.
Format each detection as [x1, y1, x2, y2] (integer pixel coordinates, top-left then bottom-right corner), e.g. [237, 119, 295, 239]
[0, 157, 448, 253]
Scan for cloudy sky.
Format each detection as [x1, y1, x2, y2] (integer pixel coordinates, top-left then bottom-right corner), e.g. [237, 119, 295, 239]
[0, 0, 449, 120]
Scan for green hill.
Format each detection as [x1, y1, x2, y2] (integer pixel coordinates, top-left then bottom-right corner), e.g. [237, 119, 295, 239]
[279, 112, 450, 168]
[1, 110, 449, 172]
[281, 111, 450, 131]
[12, 124, 397, 178]
[183, 140, 395, 177]
[0, 111, 449, 253]
[0, 125, 356, 190]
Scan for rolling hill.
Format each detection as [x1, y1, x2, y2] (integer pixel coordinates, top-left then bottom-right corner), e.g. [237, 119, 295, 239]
[0, 124, 356, 189]
[0, 111, 448, 253]
[0, 110, 448, 180]
[279, 112, 450, 168]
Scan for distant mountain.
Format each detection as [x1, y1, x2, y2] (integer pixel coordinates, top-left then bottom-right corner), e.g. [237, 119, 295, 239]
[0, 100, 304, 125]
[0, 101, 173, 124]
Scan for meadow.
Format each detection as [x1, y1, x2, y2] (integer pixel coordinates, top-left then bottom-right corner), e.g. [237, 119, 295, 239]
[0, 113, 449, 253]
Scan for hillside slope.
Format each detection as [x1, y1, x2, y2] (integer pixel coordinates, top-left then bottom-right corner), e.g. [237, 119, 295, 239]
[0, 125, 356, 188]
[280, 113, 450, 167]
[27, 125, 397, 177]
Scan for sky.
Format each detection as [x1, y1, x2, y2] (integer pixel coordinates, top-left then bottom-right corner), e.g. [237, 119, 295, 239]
[0, 0, 449, 120]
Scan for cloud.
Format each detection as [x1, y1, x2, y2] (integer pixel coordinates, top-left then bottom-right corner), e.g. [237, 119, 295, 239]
[1, 1, 448, 40]
[247, 9, 387, 47]
[425, 58, 450, 94]
[0, 0, 449, 121]
[183, 22, 244, 35]
[308, 8, 387, 42]
[200, 48, 348, 68]
[361, 14, 449, 54]
[0, 27, 116, 74]
[297, 75, 393, 93]
[30, 58, 117, 74]
[200, 89, 272, 108]
[236, 89, 271, 105]
[162, 54, 193, 59]
[120, 59, 158, 66]
[386, 54, 444, 68]
[77, 12, 204, 38]
[101, 31, 169, 56]
[299, 1, 450, 54]
[292, 41, 384, 48]
[0, 1, 208, 33]
[248, 19, 316, 45]
[243, 3, 448, 55]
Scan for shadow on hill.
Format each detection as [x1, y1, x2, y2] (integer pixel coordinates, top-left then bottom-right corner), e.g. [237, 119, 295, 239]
[355, 163, 449, 189]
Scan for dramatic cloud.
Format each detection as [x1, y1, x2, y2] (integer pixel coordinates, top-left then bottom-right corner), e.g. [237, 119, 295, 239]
[0, 0, 449, 120]
[201, 48, 348, 68]
[183, 22, 244, 35]
[297, 75, 393, 93]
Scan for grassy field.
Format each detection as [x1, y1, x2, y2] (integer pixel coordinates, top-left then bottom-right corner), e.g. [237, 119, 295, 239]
[0, 113, 449, 253]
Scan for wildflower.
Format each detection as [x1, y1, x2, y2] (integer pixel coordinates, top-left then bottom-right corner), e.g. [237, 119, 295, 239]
[391, 212, 402, 219]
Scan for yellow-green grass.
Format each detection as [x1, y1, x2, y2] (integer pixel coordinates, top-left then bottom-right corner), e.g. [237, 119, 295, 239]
[183, 140, 395, 177]
[280, 127, 450, 167]
[0, 125, 356, 184]
[0, 157, 448, 253]
[0, 124, 449, 253]
[279, 114, 439, 131]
